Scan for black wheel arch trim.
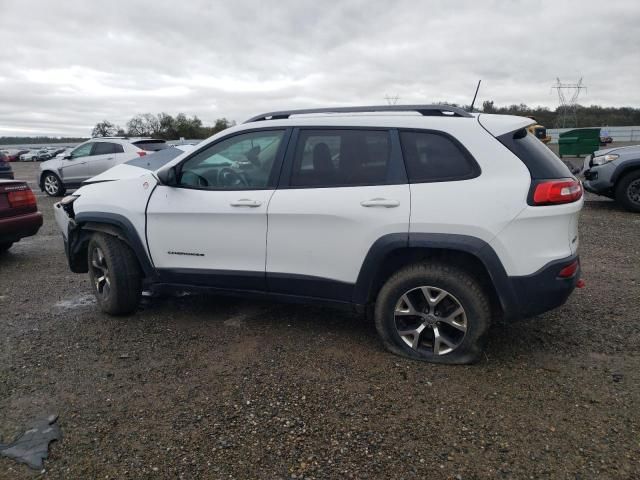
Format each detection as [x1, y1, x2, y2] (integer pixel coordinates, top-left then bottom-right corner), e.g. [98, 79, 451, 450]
[69, 212, 156, 277]
[611, 159, 640, 185]
[353, 232, 519, 319]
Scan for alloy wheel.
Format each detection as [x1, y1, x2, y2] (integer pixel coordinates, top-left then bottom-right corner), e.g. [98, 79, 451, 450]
[44, 175, 59, 195]
[627, 178, 640, 206]
[394, 286, 467, 355]
[90, 246, 111, 298]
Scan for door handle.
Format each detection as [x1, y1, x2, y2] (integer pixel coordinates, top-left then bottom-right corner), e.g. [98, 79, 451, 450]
[230, 199, 262, 207]
[107, 157, 115, 160]
[360, 198, 400, 208]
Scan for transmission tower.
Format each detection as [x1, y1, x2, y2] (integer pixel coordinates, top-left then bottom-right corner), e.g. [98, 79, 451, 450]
[384, 94, 400, 105]
[551, 78, 586, 128]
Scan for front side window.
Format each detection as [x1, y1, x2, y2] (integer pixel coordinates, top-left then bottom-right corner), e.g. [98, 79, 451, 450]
[178, 130, 285, 190]
[70, 142, 93, 159]
[290, 129, 391, 187]
[400, 131, 479, 183]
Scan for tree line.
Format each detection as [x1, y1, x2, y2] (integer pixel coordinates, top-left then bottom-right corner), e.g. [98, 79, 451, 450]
[3, 103, 640, 145]
[91, 113, 235, 140]
[479, 101, 640, 128]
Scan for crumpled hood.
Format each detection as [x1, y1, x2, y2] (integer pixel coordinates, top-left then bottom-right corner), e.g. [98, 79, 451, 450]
[84, 163, 152, 184]
[83, 146, 190, 184]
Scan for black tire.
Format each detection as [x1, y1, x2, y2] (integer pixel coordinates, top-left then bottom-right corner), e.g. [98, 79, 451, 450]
[0, 242, 13, 254]
[374, 262, 491, 364]
[87, 233, 142, 315]
[615, 170, 640, 213]
[42, 172, 65, 197]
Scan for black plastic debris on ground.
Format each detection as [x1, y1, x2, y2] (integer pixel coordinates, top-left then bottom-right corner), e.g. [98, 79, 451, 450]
[0, 415, 62, 470]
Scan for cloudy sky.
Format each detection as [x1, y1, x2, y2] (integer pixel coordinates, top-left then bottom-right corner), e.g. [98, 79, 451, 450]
[0, 0, 638, 137]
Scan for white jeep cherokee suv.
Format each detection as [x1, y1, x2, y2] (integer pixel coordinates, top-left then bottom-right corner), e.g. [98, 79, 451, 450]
[39, 137, 168, 196]
[53, 105, 583, 364]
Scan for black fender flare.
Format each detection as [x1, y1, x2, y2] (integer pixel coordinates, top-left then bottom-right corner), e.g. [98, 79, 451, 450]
[353, 232, 519, 318]
[611, 159, 640, 185]
[69, 212, 155, 277]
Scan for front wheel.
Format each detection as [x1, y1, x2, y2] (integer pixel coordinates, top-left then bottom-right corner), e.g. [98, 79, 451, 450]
[42, 173, 65, 197]
[615, 170, 640, 212]
[374, 262, 491, 364]
[88, 233, 142, 315]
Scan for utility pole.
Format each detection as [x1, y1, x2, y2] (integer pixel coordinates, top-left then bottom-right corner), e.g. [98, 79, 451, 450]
[551, 78, 586, 128]
[384, 94, 400, 105]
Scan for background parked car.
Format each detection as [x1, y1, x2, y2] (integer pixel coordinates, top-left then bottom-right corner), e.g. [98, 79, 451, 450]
[39, 137, 169, 196]
[0, 152, 15, 179]
[583, 144, 640, 212]
[4, 150, 23, 162]
[20, 149, 49, 161]
[0, 179, 42, 253]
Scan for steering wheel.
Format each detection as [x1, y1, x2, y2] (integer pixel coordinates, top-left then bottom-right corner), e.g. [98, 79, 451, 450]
[181, 171, 209, 188]
[217, 167, 247, 187]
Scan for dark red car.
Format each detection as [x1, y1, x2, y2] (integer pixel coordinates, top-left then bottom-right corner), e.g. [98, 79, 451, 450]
[0, 179, 43, 253]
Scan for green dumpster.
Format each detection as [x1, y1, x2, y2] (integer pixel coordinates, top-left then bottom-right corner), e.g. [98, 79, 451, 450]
[558, 128, 601, 158]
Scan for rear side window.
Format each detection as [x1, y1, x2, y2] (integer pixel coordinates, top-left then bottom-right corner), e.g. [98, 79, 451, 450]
[498, 129, 571, 179]
[290, 129, 391, 187]
[92, 142, 120, 155]
[134, 140, 168, 151]
[399, 131, 479, 183]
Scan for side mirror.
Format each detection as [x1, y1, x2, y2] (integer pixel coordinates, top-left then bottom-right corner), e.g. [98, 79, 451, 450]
[63, 154, 72, 160]
[157, 166, 178, 186]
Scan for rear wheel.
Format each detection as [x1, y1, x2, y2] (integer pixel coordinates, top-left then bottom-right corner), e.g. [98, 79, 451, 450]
[615, 170, 640, 212]
[0, 242, 13, 253]
[374, 262, 491, 364]
[42, 173, 65, 197]
[88, 233, 141, 315]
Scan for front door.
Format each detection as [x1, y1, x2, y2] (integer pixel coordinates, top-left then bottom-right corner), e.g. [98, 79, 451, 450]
[146, 128, 289, 291]
[59, 142, 92, 185]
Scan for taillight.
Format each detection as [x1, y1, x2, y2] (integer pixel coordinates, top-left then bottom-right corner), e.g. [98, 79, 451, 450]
[8, 188, 37, 208]
[137, 151, 146, 157]
[558, 259, 579, 278]
[532, 179, 582, 206]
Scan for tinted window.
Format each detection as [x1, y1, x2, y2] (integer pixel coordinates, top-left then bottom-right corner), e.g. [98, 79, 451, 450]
[400, 131, 478, 182]
[291, 129, 390, 187]
[179, 130, 284, 190]
[92, 142, 117, 155]
[134, 140, 169, 151]
[114, 144, 124, 153]
[498, 129, 571, 179]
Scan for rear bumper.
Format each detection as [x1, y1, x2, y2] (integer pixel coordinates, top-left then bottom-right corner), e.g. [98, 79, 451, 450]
[0, 211, 43, 243]
[505, 255, 580, 320]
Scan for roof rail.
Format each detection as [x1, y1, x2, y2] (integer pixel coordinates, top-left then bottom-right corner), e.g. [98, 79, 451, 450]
[91, 136, 130, 139]
[244, 104, 472, 123]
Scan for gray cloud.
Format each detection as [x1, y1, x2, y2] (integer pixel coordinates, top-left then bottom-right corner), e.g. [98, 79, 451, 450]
[0, 0, 638, 136]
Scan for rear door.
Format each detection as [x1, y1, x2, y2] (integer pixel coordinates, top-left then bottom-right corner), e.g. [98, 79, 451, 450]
[266, 128, 410, 301]
[86, 142, 121, 177]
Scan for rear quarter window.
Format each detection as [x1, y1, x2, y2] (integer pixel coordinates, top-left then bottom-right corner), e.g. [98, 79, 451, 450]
[399, 130, 480, 183]
[498, 129, 571, 179]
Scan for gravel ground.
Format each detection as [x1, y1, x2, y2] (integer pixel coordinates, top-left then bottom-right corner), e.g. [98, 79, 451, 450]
[1, 161, 639, 479]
